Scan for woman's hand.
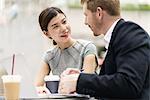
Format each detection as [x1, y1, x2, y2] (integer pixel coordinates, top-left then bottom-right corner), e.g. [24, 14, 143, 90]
[35, 86, 51, 97]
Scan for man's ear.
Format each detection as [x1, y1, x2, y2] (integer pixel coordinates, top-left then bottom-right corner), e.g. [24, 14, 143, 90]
[96, 7, 103, 20]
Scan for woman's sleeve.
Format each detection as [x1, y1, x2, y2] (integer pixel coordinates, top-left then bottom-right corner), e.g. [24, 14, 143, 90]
[41, 51, 49, 64]
[83, 42, 98, 58]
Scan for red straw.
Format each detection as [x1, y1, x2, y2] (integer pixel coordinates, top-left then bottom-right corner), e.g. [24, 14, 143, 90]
[11, 54, 15, 75]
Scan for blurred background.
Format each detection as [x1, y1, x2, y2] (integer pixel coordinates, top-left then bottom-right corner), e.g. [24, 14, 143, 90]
[0, 0, 150, 97]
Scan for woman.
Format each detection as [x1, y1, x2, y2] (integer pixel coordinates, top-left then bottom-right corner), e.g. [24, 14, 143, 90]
[35, 7, 98, 95]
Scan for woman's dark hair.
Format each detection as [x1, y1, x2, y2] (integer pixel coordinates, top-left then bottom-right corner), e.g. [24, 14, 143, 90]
[39, 7, 66, 45]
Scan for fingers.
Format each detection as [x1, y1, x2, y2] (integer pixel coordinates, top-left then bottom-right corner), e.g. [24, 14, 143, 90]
[58, 74, 79, 94]
[66, 68, 80, 74]
[58, 82, 68, 94]
[58, 80, 72, 94]
[58, 76, 71, 94]
[61, 68, 80, 78]
[36, 86, 51, 96]
[44, 87, 51, 94]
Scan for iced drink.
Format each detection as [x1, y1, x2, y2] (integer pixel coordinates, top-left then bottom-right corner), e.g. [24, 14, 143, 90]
[1, 75, 21, 100]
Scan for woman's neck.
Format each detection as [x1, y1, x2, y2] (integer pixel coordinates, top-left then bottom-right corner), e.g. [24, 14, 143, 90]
[57, 39, 76, 50]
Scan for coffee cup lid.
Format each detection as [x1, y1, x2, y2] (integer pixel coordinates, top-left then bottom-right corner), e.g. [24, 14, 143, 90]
[44, 75, 59, 81]
[1, 75, 21, 82]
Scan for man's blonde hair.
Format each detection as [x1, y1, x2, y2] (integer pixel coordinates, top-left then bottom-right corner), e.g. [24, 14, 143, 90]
[81, 0, 120, 16]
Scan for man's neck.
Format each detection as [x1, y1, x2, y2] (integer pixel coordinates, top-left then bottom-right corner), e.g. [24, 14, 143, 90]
[103, 15, 121, 35]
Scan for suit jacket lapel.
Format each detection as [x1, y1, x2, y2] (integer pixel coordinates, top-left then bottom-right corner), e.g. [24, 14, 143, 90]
[100, 19, 125, 75]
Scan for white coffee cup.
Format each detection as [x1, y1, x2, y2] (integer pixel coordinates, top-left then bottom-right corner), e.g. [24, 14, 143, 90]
[44, 75, 59, 94]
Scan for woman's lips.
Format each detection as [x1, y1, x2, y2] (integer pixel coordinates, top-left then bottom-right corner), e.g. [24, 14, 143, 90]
[60, 31, 69, 37]
[60, 34, 68, 37]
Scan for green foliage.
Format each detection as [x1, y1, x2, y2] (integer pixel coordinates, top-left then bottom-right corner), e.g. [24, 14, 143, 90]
[67, 2, 150, 11]
[68, 3, 81, 9]
[121, 4, 150, 11]
[139, 4, 150, 11]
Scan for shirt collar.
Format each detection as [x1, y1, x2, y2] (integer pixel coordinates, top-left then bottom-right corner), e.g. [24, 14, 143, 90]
[104, 19, 120, 50]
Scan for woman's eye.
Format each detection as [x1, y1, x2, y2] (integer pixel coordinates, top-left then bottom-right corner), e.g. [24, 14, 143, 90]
[53, 26, 58, 29]
[63, 20, 67, 24]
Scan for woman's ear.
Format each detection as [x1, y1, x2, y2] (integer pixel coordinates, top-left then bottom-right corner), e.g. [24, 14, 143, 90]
[43, 30, 52, 39]
[43, 30, 48, 36]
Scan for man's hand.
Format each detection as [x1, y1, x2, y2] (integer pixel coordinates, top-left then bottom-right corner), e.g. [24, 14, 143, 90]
[60, 68, 80, 77]
[58, 68, 80, 94]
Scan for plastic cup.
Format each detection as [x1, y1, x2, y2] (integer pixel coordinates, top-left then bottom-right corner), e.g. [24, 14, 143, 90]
[1, 75, 21, 100]
[44, 75, 59, 94]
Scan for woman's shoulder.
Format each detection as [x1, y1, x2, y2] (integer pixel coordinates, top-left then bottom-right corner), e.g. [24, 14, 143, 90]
[76, 39, 94, 46]
[44, 46, 59, 55]
[42, 46, 60, 61]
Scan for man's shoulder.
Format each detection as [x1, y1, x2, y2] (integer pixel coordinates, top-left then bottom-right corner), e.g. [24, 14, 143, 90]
[116, 19, 143, 31]
[112, 19, 150, 50]
[114, 19, 148, 37]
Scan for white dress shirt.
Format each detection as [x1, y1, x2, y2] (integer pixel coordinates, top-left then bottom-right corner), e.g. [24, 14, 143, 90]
[103, 19, 120, 58]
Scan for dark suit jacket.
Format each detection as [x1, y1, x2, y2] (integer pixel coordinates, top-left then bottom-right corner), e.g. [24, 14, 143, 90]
[76, 19, 150, 100]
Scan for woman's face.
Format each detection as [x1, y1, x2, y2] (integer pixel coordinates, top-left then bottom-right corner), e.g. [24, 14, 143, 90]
[47, 14, 71, 44]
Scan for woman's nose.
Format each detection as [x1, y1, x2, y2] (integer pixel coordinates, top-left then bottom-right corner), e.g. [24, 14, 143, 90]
[60, 24, 67, 32]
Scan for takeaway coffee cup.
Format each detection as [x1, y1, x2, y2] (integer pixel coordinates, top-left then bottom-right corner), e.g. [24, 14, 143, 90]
[44, 75, 59, 94]
[1, 75, 21, 100]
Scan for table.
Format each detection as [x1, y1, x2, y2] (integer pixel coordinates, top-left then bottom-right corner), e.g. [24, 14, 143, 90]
[20, 98, 90, 100]
[0, 96, 97, 100]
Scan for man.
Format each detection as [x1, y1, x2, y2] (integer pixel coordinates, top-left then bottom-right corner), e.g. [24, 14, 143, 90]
[58, 0, 150, 99]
